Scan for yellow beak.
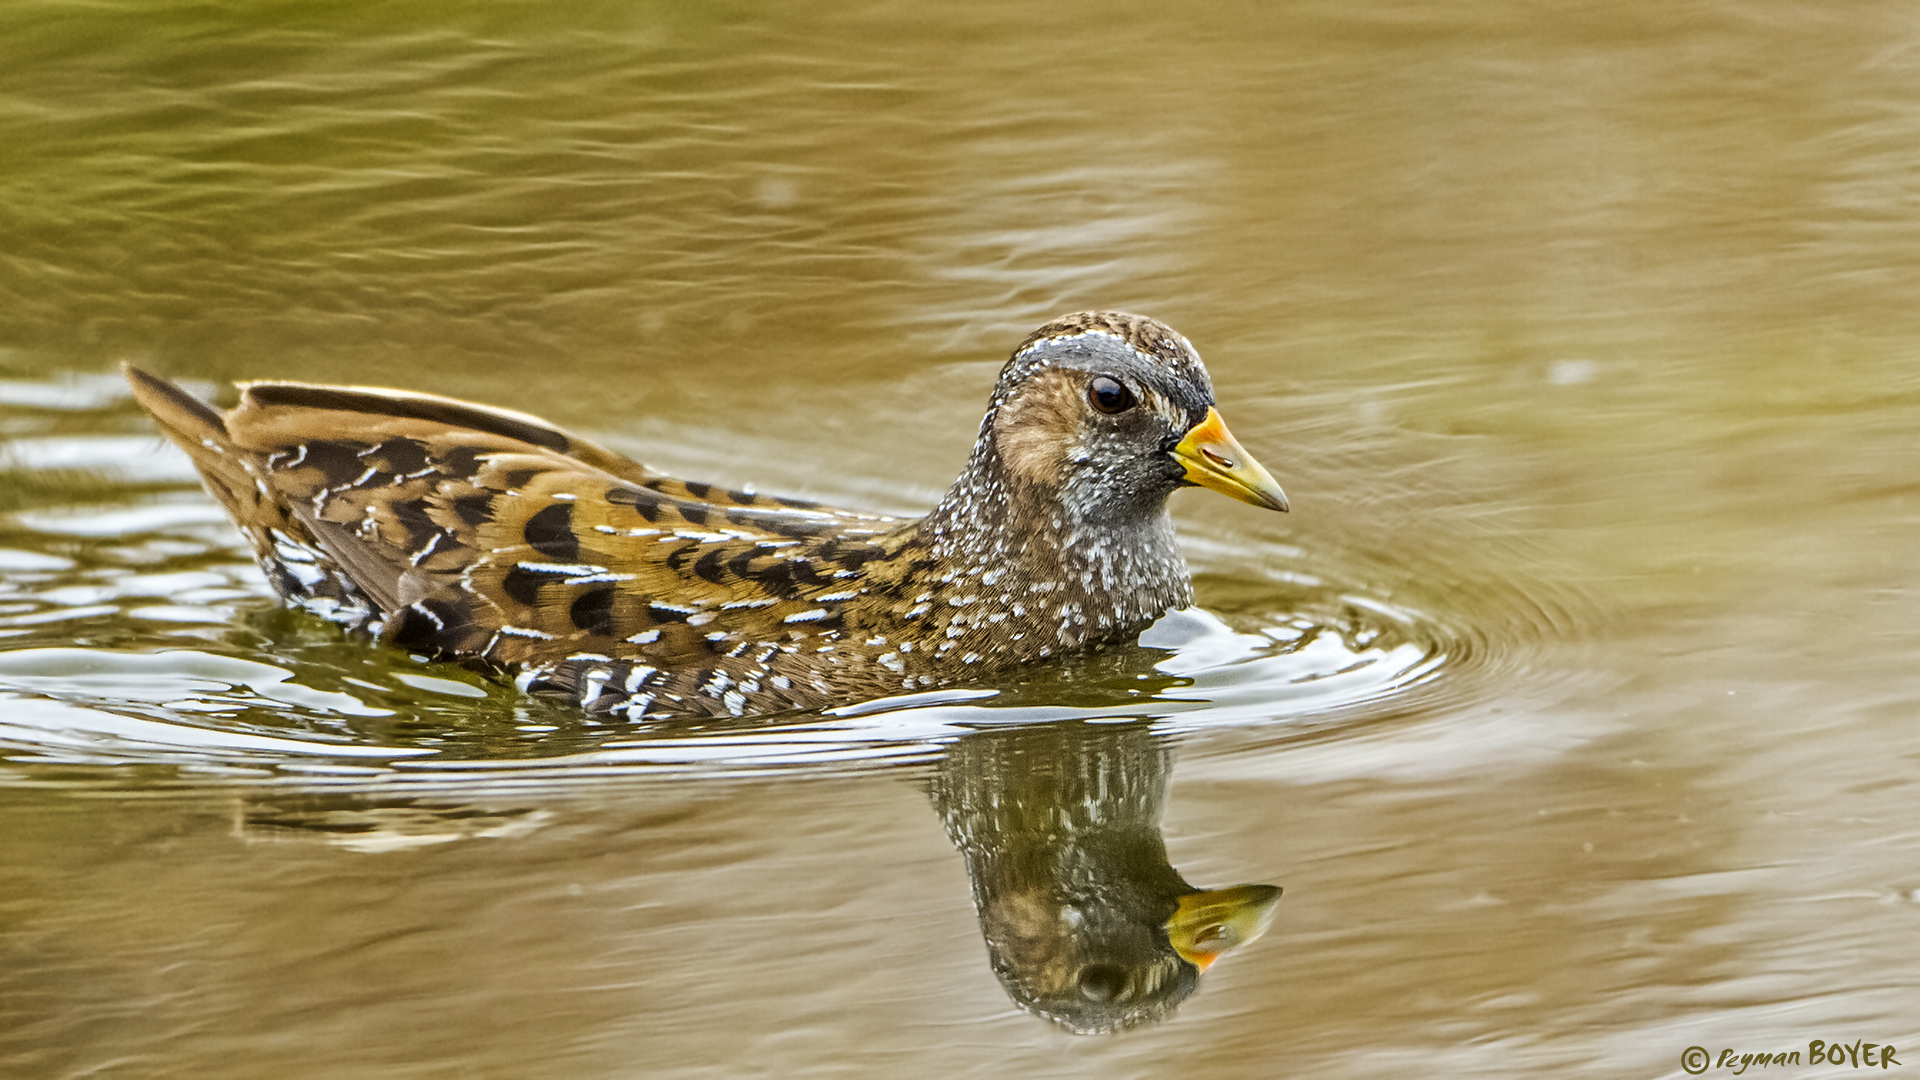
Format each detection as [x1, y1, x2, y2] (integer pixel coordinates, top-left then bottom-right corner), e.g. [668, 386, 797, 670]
[1166, 884, 1283, 972]
[1171, 408, 1288, 512]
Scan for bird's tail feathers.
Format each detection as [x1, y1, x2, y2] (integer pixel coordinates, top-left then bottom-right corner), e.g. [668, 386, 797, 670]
[123, 363, 266, 527]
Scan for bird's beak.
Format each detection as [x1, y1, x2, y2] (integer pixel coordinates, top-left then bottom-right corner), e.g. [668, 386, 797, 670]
[1165, 884, 1282, 972]
[1170, 408, 1288, 512]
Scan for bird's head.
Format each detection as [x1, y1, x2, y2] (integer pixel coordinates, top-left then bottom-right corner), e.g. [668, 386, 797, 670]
[982, 312, 1288, 526]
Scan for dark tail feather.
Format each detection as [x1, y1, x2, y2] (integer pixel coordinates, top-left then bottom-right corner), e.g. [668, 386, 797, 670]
[124, 364, 381, 631]
[124, 363, 226, 441]
[123, 363, 261, 524]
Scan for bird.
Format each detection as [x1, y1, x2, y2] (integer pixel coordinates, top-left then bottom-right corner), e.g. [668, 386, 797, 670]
[930, 720, 1281, 1033]
[125, 311, 1288, 720]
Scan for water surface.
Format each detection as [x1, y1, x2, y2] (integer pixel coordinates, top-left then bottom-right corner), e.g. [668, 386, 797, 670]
[3, 2, 1918, 1077]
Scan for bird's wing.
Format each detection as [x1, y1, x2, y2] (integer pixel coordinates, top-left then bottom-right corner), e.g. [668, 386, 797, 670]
[130, 370, 904, 668]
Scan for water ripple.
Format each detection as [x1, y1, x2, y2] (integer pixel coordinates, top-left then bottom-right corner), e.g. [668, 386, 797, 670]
[0, 378, 1591, 786]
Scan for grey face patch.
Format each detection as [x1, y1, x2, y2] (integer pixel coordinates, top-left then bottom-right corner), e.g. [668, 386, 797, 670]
[992, 333, 1211, 521]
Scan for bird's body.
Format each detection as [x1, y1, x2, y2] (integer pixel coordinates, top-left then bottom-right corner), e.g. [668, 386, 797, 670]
[127, 312, 1286, 720]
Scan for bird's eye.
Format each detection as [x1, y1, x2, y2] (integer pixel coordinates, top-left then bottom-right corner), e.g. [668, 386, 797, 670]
[1078, 964, 1130, 1003]
[1088, 376, 1136, 414]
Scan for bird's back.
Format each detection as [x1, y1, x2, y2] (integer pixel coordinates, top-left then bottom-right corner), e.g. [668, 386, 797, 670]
[126, 366, 916, 718]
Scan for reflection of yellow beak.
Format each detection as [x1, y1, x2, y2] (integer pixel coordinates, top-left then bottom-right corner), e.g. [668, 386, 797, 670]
[1171, 408, 1289, 512]
[1166, 884, 1282, 972]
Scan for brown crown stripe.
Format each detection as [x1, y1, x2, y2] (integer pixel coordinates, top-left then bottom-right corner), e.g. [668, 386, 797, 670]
[1014, 311, 1189, 363]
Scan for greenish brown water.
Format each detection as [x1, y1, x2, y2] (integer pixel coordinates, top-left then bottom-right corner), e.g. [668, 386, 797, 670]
[3, 2, 1918, 1076]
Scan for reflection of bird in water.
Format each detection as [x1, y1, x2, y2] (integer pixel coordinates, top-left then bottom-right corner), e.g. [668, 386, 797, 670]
[125, 312, 1285, 720]
[929, 721, 1280, 1033]
[230, 795, 553, 854]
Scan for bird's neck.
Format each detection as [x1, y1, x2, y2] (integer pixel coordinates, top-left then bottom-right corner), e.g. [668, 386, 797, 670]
[910, 441, 1193, 659]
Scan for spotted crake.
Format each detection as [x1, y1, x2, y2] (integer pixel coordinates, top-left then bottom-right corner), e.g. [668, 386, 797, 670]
[126, 312, 1287, 720]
